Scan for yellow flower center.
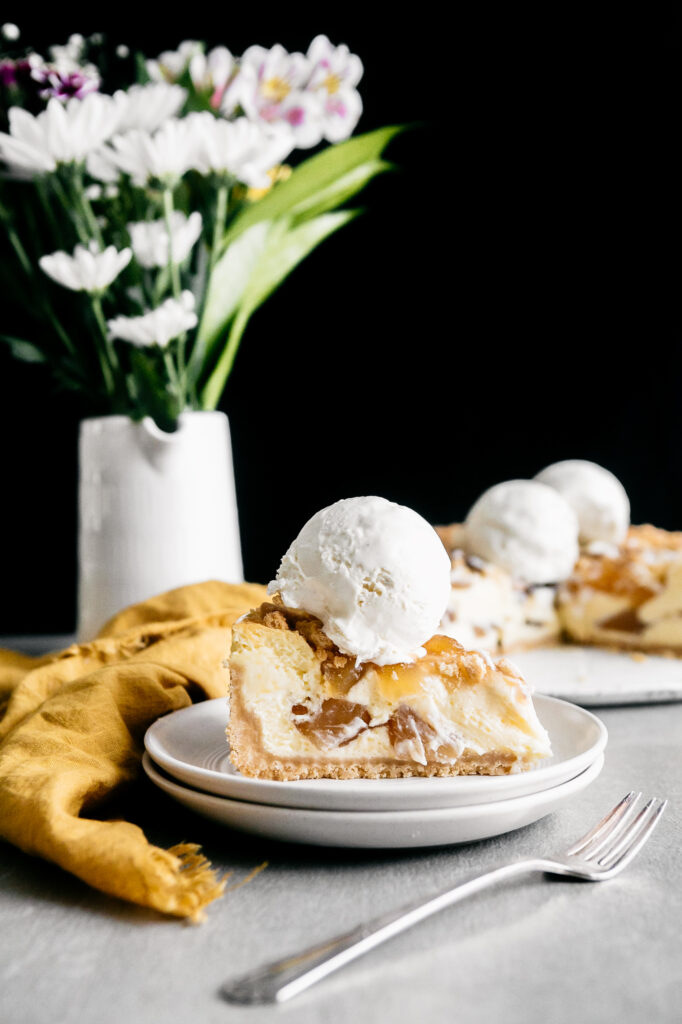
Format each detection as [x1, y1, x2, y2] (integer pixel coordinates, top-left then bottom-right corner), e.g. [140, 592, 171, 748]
[261, 77, 291, 102]
[324, 73, 342, 95]
[243, 164, 293, 203]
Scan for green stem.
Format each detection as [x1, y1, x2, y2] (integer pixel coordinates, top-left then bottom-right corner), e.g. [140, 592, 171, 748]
[210, 182, 229, 271]
[48, 309, 77, 357]
[35, 178, 64, 246]
[90, 293, 117, 397]
[51, 173, 89, 245]
[76, 168, 104, 248]
[176, 339, 187, 405]
[0, 208, 76, 357]
[161, 188, 189, 407]
[162, 188, 181, 299]
[4, 222, 33, 278]
[152, 265, 171, 305]
[163, 348, 181, 395]
[200, 303, 252, 410]
[186, 185, 229, 397]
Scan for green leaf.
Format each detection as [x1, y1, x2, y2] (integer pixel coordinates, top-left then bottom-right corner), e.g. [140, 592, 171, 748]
[283, 159, 393, 223]
[0, 335, 47, 364]
[222, 125, 402, 248]
[192, 149, 395, 381]
[196, 221, 271, 346]
[242, 210, 359, 312]
[200, 210, 358, 410]
[187, 220, 271, 383]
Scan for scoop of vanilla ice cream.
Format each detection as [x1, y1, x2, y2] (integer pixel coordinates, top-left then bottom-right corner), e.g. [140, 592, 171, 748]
[464, 480, 579, 584]
[534, 459, 630, 545]
[268, 496, 452, 666]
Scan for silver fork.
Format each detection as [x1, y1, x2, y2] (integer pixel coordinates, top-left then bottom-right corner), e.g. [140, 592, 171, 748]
[221, 792, 666, 1005]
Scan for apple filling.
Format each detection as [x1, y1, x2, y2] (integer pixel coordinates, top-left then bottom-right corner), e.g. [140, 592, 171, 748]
[290, 695, 464, 763]
[286, 633, 484, 761]
[558, 525, 682, 651]
[291, 698, 371, 750]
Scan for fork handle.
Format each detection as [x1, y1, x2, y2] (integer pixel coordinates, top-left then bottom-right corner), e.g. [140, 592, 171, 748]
[221, 858, 546, 1005]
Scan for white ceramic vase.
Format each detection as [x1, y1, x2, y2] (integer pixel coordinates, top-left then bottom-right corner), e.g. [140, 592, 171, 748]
[77, 411, 243, 640]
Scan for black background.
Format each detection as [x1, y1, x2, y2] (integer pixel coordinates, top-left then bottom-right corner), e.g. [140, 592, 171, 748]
[1, 11, 680, 633]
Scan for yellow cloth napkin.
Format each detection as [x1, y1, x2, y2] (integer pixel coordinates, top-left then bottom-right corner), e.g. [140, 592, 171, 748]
[0, 579, 266, 920]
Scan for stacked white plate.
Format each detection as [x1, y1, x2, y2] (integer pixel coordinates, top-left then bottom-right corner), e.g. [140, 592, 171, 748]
[143, 694, 607, 849]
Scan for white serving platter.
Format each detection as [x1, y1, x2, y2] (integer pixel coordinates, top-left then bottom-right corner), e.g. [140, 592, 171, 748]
[513, 645, 682, 706]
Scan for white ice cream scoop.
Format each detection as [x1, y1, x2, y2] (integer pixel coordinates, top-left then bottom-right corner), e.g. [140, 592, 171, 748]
[464, 480, 579, 584]
[268, 496, 452, 666]
[535, 459, 630, 545]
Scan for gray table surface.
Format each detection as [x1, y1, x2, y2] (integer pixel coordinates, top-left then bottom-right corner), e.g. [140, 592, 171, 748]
[1, 637, 681, 1024]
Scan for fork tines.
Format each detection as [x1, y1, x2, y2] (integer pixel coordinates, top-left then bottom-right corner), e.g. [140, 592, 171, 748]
[568, 792, 667, 873]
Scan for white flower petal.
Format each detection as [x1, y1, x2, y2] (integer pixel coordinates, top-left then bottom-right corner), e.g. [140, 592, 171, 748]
[128, 211, 202, 268]
[278, 92, 324, 148]
[191, 115, 294, 186]
[104, 117, 201, 186]
[8, 107, 46, 151]
[207, 47, 235, 89]
[148, 41, 203, 84]
[321, 87, 363, 142]
[107, 292, 197, 348]
[86, 146, 119, 182]
[39, 243, 130, 292]
[0, 94, 126, 176]
[0, 133, 56, 173]
[307, 36, 364, 90]
[117, 83, 187, 133]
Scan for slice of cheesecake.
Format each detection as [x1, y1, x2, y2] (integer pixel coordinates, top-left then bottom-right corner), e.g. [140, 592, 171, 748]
[227, 599, 552, 781]
[436, 524, 561, 654]
[558, 524, 682, 653]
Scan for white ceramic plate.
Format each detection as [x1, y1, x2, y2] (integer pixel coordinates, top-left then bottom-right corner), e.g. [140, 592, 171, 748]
[144, 695, 607, 812]
[142, 751, 604, 848]
[514, 645, 682, 706]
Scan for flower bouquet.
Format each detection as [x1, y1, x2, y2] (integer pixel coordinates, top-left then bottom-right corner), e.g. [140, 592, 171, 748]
[0, 26, 400, 635]
[0, 27, 398, 430]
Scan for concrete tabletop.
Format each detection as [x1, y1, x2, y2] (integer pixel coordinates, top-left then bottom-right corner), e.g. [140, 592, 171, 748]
[1, 662, 680, 1023]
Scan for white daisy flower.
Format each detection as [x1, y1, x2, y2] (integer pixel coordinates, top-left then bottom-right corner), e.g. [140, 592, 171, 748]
[102, 117, 201, 186]
[191, 114, 293, 188]
[306, 35, 363, 142]
[39, 243, 131, 293]
[107, 291, 197, 349]
[128, 210, 203, 269]
[235, 44, 323, 149]
[49, 34, 86, 72]
[85, 145, 119, 183]
[116, 83, 187, 133]
[0, 93, 125, 175]
[146, 40, 203, 83]
[189, 46, 238, 110]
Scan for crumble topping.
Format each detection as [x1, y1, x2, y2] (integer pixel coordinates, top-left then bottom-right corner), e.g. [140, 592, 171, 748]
[244, 597, 525, 693]
[565, 524, 682, 601]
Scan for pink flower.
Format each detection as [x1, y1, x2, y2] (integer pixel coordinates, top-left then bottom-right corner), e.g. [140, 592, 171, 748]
[234, 44, 323, 149]
[189, 46, 238, 110]
[32, 67, 100, 101]
[306, 35, 363, 142]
